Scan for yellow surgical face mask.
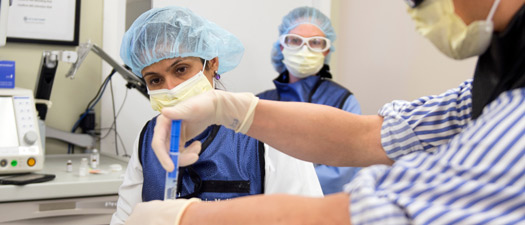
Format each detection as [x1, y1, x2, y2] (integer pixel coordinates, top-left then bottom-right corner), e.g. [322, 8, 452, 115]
[147, 62, 213, 112]
[408, 0, 501, 60]
[282, 45, 325, 78]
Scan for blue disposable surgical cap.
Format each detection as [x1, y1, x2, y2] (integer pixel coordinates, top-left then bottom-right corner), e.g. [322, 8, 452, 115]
[121, 6, 244, 77]
[271, 6, 336, 73]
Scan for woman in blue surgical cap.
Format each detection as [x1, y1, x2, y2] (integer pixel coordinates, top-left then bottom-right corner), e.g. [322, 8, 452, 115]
[258, 6, 362, 195]
[110, 6, 322, 225]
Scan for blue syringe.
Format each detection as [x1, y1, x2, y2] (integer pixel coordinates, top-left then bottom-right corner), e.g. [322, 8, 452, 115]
[164, 120, 181, 200]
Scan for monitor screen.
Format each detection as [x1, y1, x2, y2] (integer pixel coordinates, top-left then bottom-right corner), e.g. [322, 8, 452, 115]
[0, 97, 19, 147]
[0, 0, 10, 47]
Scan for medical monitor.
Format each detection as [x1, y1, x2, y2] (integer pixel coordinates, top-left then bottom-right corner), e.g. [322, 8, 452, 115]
[0, 0, 10, 47]
[0, 88, 44, 174]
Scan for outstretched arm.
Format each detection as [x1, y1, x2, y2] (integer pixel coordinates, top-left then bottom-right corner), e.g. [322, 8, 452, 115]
[248, 100, 391, 167]
[154, 90, 392, 171]
[182, 193, 351, 225]
[126, 193, 351, 225]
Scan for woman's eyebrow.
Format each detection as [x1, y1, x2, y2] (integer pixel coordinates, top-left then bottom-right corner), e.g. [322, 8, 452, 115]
[167, 59, 184, 72]
[143, 58, 186, 77]
[143, 71, 158, 78]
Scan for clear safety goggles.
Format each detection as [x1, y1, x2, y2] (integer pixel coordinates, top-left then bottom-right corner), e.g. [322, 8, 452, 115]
[279, 34, 331, 53]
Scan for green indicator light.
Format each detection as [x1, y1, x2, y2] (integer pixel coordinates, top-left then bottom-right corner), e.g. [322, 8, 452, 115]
[11, 160, 18, 167]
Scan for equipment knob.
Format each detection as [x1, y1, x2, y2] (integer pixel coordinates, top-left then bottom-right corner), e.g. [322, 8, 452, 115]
[24, 131, 38, 145]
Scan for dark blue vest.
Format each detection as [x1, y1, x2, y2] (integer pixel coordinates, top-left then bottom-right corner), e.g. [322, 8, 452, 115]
[258, 66, 360, 195]
[139, 118, 265, 201]
[258, 66, 352, 108]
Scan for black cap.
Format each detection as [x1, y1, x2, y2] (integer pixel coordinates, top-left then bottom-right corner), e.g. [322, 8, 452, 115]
[405, 0, 424, 8]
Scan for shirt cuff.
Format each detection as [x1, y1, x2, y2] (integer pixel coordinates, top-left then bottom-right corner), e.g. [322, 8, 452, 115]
[378, 101, 424, 160]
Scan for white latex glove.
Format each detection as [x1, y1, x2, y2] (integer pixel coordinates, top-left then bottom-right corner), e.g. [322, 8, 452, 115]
[177, 141, 202, 167]
[153, 90, 259, 171]
[125, 198, 201, 225]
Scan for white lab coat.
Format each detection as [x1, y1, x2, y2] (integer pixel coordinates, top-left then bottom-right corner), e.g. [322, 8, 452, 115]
[110, 133, 322, 225]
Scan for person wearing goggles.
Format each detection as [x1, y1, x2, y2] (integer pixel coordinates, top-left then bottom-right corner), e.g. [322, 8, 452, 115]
[126, 0, 525, 224]
[258, 6, 362, 196]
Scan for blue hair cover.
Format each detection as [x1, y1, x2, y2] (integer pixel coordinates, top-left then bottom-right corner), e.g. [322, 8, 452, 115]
[121, 6, 244, 77]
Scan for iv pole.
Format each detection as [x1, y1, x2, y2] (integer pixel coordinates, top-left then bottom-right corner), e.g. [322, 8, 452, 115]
[34, 42, 148, 151]
[65, 42, 148, 98]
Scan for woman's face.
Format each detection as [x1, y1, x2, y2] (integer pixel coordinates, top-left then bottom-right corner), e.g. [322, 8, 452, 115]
[141, 57, 217, 91]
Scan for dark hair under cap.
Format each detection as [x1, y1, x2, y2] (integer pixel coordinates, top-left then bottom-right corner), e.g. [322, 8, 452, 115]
[405, 0, 424, 8]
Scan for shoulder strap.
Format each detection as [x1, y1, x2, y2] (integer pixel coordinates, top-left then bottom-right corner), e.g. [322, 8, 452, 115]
[258, 141, 265, 193]
[307, 77, 325, 103]
[138, 120, 151, 167]
[198, 125, 221, 155]
[337, 91, 352, 109]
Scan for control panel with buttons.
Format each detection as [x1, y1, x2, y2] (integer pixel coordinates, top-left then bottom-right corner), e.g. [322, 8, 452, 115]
[0, 88, 44, 174]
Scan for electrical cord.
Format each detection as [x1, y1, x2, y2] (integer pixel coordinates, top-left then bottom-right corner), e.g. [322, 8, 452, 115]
[72, 69, 116, 132]
[110, 79, 118, 155]
[98, 88, 128, 139]
[68, 69, 116, 154]
[86, 71, 115, 110]
[97, 82, 130, 156]
[109, 78, 130, 156]
[117, 131, 130, 157]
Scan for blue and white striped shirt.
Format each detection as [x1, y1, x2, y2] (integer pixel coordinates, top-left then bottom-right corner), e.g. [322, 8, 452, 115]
[345, 80, 525, 224]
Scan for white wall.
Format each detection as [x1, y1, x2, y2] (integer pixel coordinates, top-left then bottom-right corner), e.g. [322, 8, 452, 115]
[100, 0, 480, 156]
[100, 0, 156, 156]
[100, 0, 329, 156]
[333, 0, 477, 114]
[153, 0, 330, 94]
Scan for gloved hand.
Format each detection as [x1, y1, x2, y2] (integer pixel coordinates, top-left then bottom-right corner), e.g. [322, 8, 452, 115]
[125, 198, 201, 225]
[153, 90, 259, 171]
[178, 141, 201, 167]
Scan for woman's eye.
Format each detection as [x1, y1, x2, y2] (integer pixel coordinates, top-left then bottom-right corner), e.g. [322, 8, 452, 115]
[290, 38, 302, 45]
[175, 66, 187, 74]
[149, 77, 161, 85]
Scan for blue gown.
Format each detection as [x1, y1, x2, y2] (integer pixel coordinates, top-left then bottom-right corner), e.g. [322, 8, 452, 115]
[139, 117, 264, 201]
[257, 65, 362, 195]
